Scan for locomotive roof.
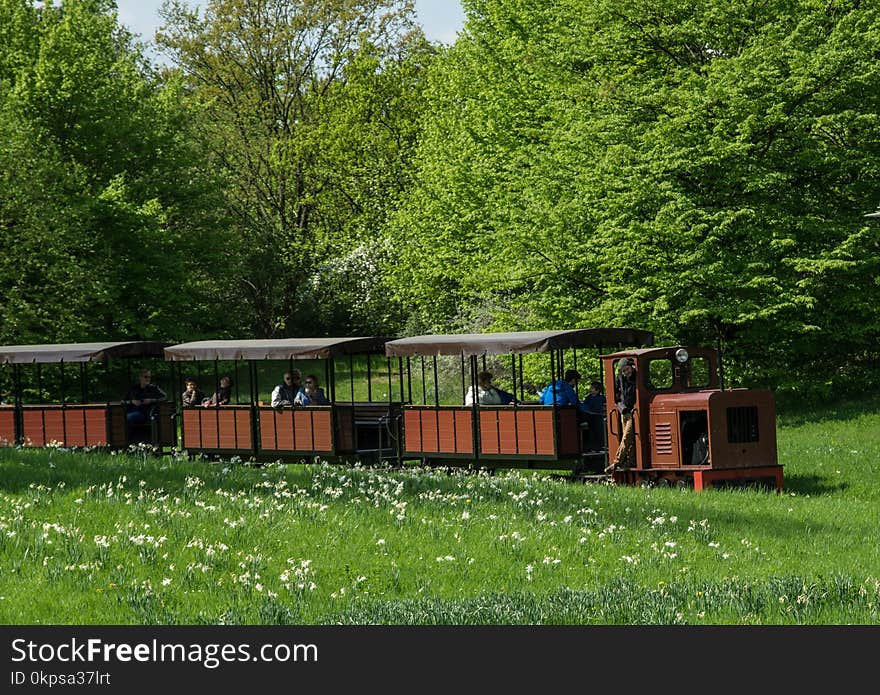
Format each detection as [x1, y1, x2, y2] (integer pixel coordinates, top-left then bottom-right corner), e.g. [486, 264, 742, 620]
[601, 345, 715, 359]
[385, 328, 653, 357]
[164, 337, 393, 361]
[0, 341, 168, 364]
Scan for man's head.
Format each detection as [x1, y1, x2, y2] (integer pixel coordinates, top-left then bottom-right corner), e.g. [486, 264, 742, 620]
[220, 375, 232, 388]
[283, 370, 302, 387]
[139, 370, 152, 387]
[477, 371, 493, 387]
[564, 369, 581, 385]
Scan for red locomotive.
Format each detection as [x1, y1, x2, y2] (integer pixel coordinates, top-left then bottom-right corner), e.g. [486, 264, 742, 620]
[602, 346, 782, 491]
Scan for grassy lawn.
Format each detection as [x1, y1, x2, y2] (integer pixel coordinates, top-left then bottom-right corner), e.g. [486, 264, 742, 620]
[0, 400, 878, 625]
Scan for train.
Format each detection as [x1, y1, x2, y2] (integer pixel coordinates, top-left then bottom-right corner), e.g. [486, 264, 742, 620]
[0, 329, 782, 491]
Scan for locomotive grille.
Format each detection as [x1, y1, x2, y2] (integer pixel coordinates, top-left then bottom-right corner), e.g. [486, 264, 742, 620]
[654, 421, 673, 454]
[727, 406, 759, 443]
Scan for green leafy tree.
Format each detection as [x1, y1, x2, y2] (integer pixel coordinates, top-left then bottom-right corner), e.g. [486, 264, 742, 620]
[157, 0, 431, 337]
[0, 0, 235, 344]
[390, 0, 880, 396]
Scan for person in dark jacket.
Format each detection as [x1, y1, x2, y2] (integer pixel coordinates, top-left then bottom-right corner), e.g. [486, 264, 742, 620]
[582, 380, 606, 451]
[181, 377, 205, 407]
[204, 375, 232, 407]
[271, 370, 301, 407]
[124, 369, 167, 431]
[605, 359, 637, 472]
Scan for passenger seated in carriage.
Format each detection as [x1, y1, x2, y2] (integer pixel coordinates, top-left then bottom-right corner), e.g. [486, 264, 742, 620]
[294, 374, 329, 406]
[181, 377, 204, 407]
[271, 370, 301, 407]
[464, 370, 517, 406]
[204, 375, 232, 407]
[124, 369, 167, 432]
[465, 371, 501, 406]
[539, 369, 585, 409]
[582, 380, 606, 451]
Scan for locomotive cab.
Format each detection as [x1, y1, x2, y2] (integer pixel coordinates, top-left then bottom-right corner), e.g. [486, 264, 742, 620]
[602, 346, 781, 490]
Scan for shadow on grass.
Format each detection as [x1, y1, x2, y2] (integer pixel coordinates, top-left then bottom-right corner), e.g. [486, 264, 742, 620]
[777, 392, 880, 427]
[783, 473, 849, 496]
[708, 472, 849, 497]
[0, 447, 304, 497]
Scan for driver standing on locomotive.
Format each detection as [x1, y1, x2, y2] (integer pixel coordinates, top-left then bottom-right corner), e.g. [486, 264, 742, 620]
[606, 358, 637, 473]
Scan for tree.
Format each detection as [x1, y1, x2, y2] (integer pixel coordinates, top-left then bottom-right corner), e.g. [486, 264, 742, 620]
[157, 0, 431, 337]
[0, 0, 235, 345]
[389, 0, 880, 397]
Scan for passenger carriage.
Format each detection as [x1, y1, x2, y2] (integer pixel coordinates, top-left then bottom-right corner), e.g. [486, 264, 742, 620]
[0, 341, 174, 450]
[384, 329, 654, 472]
[163, 337, 400, 462]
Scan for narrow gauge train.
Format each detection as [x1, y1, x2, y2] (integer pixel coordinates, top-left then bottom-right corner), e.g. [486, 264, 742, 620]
[0, 331, 783, 491]
[383, 330, 782, 491]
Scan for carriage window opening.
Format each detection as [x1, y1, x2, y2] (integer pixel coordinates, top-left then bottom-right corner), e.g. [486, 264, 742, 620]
[686, 357, 710, 388]
[727, 406, 759, 443]
[646, 359, 673, 391]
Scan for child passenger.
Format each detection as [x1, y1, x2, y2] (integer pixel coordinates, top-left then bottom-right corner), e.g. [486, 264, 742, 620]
[181, 378, 204, 407]
[204, 375, 232, 407]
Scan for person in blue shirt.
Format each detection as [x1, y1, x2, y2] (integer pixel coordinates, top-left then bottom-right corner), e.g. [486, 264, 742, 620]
[294, 374, 330, 406]
[539, 369, 583, 407]
[582, 380, 606, 451]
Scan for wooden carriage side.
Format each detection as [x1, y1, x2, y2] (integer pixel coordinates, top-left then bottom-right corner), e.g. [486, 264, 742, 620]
[0, 341, 170, 450]
[386, 329, 654, 469]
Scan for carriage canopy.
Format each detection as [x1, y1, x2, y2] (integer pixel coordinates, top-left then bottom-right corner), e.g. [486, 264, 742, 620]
[164, 337, 393, 362]
[384, 328, 654, 357]
[0, 341, 167, 364]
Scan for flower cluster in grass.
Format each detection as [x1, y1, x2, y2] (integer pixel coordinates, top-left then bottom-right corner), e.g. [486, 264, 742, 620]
[0, 407, 878, 625]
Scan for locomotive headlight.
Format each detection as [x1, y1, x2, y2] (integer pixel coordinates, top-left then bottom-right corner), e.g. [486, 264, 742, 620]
[675, 348, 689, 363]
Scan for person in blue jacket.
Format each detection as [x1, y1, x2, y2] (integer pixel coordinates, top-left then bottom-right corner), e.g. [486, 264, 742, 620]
[539, 369, 583, 407]
[294, 374, 330, 406]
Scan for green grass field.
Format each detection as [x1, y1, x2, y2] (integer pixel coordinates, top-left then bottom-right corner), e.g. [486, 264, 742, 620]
[0, 401, 878, 625]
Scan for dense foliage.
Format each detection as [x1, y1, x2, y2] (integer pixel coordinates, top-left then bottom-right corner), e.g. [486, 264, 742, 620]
[389, 0, 880, 398]
[0, 0, 235, 344]
[1, 0, 878, 399]
[156, 0, 432, 337]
